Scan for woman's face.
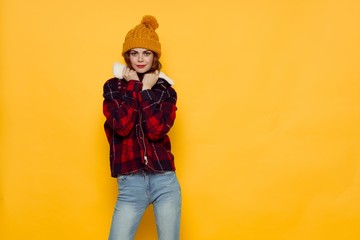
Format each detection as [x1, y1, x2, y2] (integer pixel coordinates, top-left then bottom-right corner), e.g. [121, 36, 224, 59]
[129, 48, 154, 73]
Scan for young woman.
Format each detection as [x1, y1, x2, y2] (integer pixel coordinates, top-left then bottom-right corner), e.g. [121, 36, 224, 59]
[102, 15, 181, 240]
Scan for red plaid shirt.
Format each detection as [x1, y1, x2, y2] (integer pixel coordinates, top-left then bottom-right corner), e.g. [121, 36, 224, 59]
[103, 77, 177, 177]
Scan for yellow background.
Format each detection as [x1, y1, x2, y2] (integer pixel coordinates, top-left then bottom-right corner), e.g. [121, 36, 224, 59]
[1, 0, 360, 239]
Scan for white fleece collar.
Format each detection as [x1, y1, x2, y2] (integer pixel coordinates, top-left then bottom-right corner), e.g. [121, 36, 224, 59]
[112, 62, 174, 86]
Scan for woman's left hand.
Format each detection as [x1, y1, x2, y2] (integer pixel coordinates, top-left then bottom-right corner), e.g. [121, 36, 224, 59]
[142, 70, 159, 90]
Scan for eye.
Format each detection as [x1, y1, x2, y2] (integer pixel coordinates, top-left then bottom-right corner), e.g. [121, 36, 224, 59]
[144, 51, 152, 57]
[130, 51, 138, 56]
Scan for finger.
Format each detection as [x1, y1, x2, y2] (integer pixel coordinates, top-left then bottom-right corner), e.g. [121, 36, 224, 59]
[123, 67, 129, 78]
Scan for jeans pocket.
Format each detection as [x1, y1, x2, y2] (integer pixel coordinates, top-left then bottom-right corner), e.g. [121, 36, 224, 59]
[158, 171, 175, 175]
[117, 175, 128, 183]
[156, 172, 180, 189]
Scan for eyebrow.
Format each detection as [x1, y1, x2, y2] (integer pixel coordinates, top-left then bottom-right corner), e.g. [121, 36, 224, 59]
[130, 49, 150, 53]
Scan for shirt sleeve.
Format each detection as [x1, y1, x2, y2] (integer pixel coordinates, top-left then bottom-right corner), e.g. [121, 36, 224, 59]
[103, 79, 142, 137]
[138, 84, 177, 140]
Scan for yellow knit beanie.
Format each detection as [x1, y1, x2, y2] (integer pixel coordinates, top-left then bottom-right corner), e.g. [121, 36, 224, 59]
[122, 15, 161, 58]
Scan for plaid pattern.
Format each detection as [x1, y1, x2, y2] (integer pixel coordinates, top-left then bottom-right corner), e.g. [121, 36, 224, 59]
[103, 78, 177, 177]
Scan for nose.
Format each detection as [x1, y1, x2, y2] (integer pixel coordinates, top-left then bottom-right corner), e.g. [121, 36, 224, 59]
[138, 54, 143, 62]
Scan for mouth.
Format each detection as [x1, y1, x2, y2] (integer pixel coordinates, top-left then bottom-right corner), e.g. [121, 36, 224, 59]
[136, 65, 146, 69]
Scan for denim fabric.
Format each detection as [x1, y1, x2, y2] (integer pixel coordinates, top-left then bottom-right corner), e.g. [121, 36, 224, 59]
[108, 171, 181, 240]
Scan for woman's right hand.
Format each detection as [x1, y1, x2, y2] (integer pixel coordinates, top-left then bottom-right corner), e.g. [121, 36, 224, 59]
[123, 67, 139, 81]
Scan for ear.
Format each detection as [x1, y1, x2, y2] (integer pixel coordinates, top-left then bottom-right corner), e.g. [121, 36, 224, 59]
[113, 62, 125, 79]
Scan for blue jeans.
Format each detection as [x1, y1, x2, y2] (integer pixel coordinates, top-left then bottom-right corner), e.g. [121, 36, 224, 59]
[108, 171, 182, 240]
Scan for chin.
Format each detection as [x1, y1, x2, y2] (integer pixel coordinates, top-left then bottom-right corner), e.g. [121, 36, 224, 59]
[136, 69, 148, 74]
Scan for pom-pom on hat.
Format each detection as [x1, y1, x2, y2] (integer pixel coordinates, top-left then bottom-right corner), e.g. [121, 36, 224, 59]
[122, 15, 161, 57]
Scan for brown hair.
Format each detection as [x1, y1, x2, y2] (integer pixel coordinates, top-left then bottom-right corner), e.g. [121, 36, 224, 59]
[124, 50, 162, 73]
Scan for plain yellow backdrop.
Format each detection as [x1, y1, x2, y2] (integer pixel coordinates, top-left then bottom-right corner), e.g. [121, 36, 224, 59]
[1, 0, 360, 239]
